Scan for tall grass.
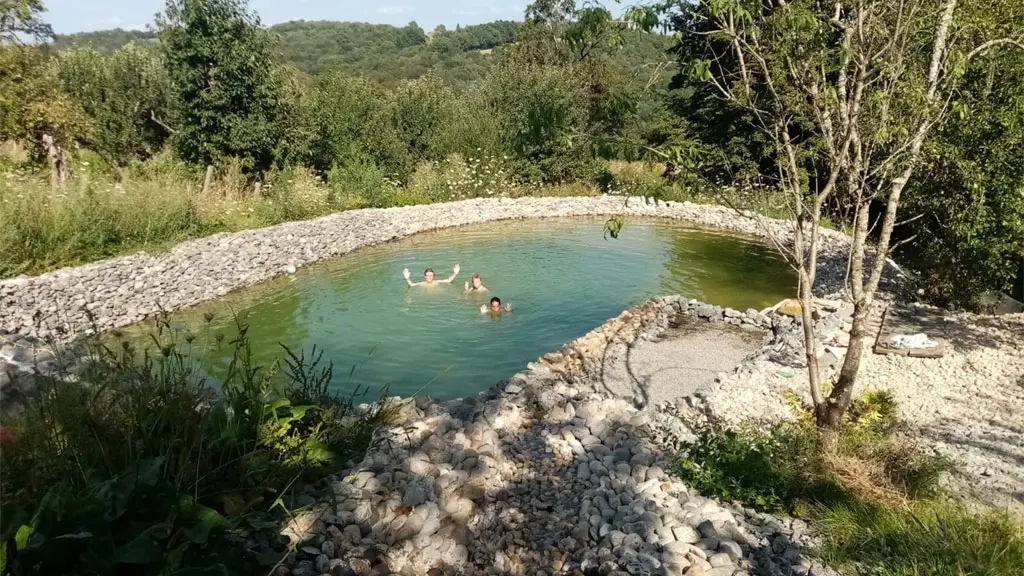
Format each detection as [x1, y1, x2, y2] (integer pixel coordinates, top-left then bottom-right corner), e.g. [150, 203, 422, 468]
[0, 153, 612, 278]
[0, 316, 396, 574]
[1, 154, 793, 278]
[606, 160, 793, 219]
[0, 159, 361, 277]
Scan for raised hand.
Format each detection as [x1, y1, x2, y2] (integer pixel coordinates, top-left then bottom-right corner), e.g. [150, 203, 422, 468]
[505, 303, 513, 312]
[464, 281, 470, 291]
[403, 268, 411, 280]
[453, 264, 461, 275]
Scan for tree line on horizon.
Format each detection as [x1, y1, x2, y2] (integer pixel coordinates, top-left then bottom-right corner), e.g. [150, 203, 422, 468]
[50, 19, 525, 84]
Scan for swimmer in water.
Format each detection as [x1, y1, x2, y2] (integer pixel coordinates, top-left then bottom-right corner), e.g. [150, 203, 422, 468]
[464, 273, 488, 292]
[403, 264, 459, 287]
[480, 296, 512, 315]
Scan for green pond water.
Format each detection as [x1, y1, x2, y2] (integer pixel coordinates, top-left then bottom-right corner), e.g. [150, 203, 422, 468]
[125, 218, 795, 399]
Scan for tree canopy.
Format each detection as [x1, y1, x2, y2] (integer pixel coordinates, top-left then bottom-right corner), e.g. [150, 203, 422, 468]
[157, 0, 282, 171]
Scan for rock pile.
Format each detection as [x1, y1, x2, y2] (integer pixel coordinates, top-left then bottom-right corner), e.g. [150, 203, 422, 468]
[0, 329, 84, 413]
[276, 379, 834, 576]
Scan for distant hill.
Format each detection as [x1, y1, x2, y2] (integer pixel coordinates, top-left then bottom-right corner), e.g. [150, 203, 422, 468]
[51, 20, 522, 86]
[51, 19, 672, 89]
[51, 28, 157, 55]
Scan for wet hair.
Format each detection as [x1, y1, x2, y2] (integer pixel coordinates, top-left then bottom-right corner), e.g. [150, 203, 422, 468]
[490, 297, 501, 305]
[472, 273, 481, 279]
[424, 268, 434, 275]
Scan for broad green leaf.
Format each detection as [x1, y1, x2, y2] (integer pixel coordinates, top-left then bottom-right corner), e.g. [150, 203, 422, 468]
[14, 525, 33, 551]
[180, 502, 228, 544]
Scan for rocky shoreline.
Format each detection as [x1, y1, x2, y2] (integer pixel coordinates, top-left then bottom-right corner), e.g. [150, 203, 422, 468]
[0, 196, 860, 342]
[270, 295, 840, 576]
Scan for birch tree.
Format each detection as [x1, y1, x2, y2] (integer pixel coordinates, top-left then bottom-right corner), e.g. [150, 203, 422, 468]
[632, 0, 1023, 437]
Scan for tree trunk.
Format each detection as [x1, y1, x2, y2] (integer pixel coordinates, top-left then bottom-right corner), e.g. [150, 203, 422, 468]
[42, 133, 71, 188]
[798, 270, 824, 413]
[820, 297, 871, 429]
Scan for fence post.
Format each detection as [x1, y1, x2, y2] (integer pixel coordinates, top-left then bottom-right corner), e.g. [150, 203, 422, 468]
[202, 165, 214, 195]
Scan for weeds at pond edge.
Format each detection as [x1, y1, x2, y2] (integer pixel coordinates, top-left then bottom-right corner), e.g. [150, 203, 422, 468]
[0, 312, 396, 575]
[671, 390, 1024, 576]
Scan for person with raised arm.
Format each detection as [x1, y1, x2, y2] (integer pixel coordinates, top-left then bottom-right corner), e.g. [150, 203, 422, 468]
[480, 296, 512, 315]
[403, 264, 460, 287]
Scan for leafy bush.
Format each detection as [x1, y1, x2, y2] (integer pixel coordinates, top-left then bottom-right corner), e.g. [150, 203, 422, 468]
[368, 73, 459, 179]
[486, 59, 596, 183]
[607, 160, 673, 197]
[326, 159, 396, 209]
[0, 318, 394, 575]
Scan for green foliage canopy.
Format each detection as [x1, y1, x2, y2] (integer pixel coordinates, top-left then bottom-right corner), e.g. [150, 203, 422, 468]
[157, 0, 282, 171]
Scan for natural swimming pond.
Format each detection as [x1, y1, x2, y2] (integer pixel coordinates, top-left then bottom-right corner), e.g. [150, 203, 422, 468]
[124, 218, 795, 399]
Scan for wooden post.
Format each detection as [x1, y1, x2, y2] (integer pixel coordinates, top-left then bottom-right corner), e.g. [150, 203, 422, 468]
[202, 165, 214, 195]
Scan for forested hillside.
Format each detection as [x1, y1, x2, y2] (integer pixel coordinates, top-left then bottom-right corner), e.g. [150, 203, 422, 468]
[52, 20, 532, 85]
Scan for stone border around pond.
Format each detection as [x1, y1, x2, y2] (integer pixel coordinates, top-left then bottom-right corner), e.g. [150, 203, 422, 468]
[0, 196, 864, 342]
[262, 294, 842, 576]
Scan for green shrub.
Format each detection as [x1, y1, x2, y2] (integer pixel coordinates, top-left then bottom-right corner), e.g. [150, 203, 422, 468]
[0, 318, 394, 575]
[607, 160, 673, 197]
[673, 419, 835, 513]
[327, 158, 396, 208]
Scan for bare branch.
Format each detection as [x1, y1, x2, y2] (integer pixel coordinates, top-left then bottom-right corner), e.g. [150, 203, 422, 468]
[149, 110, 177, 134]
[964, 38, 1024, 62]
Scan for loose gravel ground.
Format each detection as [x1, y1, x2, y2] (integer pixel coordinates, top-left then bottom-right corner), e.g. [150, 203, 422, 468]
[859, 312, 1024, 514]
[654, 303, 1024, 517]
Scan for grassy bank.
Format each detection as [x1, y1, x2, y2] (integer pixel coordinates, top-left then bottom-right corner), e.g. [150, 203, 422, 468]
[0, 156, 791, 279]
[0, 153, 588, 278]
[673, 392, 1024, 575]
[0, 318, 396, 574]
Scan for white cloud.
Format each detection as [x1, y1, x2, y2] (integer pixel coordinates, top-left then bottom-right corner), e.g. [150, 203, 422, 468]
[376, 5, 412, 14]
[453, 9, 480, 15]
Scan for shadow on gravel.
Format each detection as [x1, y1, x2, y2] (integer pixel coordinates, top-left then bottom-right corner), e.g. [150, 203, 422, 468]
[285, 371, 823, 576]
[917, 417, 1024, 514]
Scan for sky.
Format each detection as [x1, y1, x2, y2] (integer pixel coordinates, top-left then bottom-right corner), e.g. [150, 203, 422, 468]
[43, 0, 621, 35]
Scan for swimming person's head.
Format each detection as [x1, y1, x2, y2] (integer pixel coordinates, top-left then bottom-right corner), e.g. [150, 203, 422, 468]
[424, 268, 434, 282]
[489, 296, 502, 312]
[471, 273, 483, 289]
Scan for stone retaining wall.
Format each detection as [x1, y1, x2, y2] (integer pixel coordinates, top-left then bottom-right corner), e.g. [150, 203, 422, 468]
[0, 196, 855, 341]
